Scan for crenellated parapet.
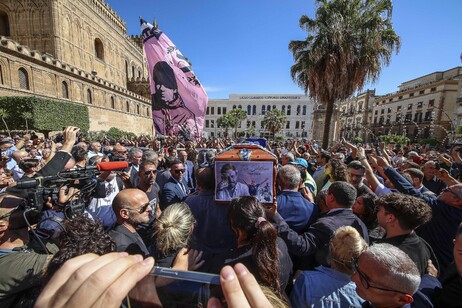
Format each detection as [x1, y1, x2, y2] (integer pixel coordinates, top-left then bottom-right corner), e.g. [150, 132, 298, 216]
[128, 35, 144, 50]
[0, 36, 150, 104]
[87, 0, 127, 35]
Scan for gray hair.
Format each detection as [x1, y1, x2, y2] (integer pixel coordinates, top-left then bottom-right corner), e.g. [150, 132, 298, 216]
[154, 202, 195, 255]
[128, 147, 143, 159]
[142, 150, 159, 164]
[278, 164, 301, 190]
[283, 151, 296, 163]
[365, 243, 420, 295]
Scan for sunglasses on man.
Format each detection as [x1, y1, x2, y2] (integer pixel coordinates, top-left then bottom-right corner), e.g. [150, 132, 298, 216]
[124, 199, 156, 214]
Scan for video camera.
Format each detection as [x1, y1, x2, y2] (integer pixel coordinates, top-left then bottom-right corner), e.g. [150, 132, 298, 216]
[10, 161, 129, 220]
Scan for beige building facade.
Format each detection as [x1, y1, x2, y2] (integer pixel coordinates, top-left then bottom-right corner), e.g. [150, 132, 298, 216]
[0, 0, 153, 134]
[206, 94, 315, 139]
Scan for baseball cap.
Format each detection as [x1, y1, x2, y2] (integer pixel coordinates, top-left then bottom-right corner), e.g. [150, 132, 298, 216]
[290, 158, 309, 169]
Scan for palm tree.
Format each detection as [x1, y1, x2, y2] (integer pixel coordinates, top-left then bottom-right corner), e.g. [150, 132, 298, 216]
[0, 108, 11, 137]
[262, 109, 287, 140]
[227, 108, 248, 138]
[289, 0, 400, 148]
[23, 111, 33, 133]
[217, 114, 232, 137]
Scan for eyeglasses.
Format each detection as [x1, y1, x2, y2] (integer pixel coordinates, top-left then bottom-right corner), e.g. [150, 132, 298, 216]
[442, 187, 461, 199]
[144, 169, 157, 175]
[174, 169, 185, 174]
[124, 199, 156, 214]
[353, 259, 408, 295]
[349, 173, 364, 178]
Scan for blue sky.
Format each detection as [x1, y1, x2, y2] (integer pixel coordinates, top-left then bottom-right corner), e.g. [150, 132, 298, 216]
[106, 0, 462, 99]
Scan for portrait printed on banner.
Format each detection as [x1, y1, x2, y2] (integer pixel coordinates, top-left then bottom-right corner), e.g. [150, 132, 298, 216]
[215, 161, 274, 202]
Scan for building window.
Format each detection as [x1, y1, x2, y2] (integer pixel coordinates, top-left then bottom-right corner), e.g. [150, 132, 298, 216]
[238, 105, 242, 109]
[218, 107, 222, 115]
[18, 68, 29, 90]
[374, 110, 378, 115]
[132, 66, 135, 79]
[205, 120, 209, 128]
[94, 38, 104, 61]
[273, 105, 276, 111]
[409, 93, 414, 97]
[211, 107, 214, 115]
[210, 120, 214, 128]
[126, 101, 130, 112]
[297, 105, 301, 115]
[282, 105, 286, 113]
[295, 121, 300, 129]
[262, 105, 266, 115]
[397, 106, 402, 112]
[206, 107, 209, 115]
[407, 104, 412, 110]
[431, 87, 436, 92]
[252, 105, 256, 115]
[247, 105, 251, 115]
[111, 96, 115, 109]
[429, 99, 435, 107]
[0, 11, 10, 36]
[287, 105, 291, 116]
[302, 105, 307, 115]
[286, 121, 290, 129]
[125, 61, 129, 80]
[417, 101, 423, 108]
[398, 96, 403, 99]
[62, 81, 69, 99]
[223, 107, 227, 114]
[233, 105, 236, 109]
[267, 105, 271, 111]
[87, 89, 92, 104]
[147, 107, 150, 116]
[137, 105, 140, 114]
[380, 109, 384, 114]
[419, 90, 425, 95]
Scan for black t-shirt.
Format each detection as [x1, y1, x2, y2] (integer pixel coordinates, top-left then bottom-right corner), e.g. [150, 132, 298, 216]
[136, 183, 160, 248]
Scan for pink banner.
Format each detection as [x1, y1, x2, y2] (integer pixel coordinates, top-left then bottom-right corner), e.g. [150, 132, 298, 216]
[141, 19, 208, 138]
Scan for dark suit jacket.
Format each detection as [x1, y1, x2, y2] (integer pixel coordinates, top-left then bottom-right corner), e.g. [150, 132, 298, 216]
[273, 208, 369, 269]
[160, 177, 188, 210]
[108, 224, 149, 257]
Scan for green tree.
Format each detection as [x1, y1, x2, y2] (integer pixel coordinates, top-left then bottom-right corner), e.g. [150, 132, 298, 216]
[0, 108, 11, 137]
[262, 109, 287, 140]
[23, 112, 33, 133]
[226, 108, 248, 138]
[217, 114, 232, 137]
[289, 0, 400, 148]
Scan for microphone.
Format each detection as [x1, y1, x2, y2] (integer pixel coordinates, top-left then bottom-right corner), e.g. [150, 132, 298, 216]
[97, 161, 129, 171]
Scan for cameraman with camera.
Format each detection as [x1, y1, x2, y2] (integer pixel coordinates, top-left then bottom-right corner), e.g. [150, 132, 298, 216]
[0, 126, 79, 307]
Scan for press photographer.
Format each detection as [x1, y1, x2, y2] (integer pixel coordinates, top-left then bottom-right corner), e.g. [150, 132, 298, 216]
[0, 126, 80, 307]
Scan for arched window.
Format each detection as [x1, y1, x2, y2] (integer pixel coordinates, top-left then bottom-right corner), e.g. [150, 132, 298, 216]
[302, 105, 307, 115]
[87, 89, 92, 104]
[18, 68, 29, 90]
[238, 105, 242, 109]
[147, 107, 150, 116]
[287, 105, 291, 116]
[0, 11, 10, 36]
[94, 38, 104, 61]
[62, 81, 69, 99]
[233, 105, 236, 110]
[252, 105, 256, 115]
[125, 61, 129, 80]
[111, 96, 115, 109]
[132, 66, 135, 79]
[273, 105, 276, 110]
[247, 105, 251, 115]
[126, 101, 130, 112]
[282, 105, 286, 113]
[137, 105, 140, 114]
[138, 70, 141, 79]
[297, 105, 301, 115]
[267, 105, 271, 111]
[262, 105, 266, 114]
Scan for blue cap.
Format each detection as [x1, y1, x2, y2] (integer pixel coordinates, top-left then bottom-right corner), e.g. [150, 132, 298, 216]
[290, 158, 308, 169]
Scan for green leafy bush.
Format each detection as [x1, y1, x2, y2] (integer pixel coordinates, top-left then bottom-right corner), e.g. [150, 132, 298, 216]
[0, 96, 89, 132]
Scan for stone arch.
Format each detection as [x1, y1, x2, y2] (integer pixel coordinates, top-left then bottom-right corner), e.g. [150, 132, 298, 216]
[18, 67, 30, 90]
[94, 37, 104, 61]
[0, 9, 10, 36]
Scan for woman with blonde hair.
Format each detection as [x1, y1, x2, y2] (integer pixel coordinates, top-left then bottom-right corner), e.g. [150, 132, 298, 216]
[152, 202, 197, 267]
[290, 226, 367, 307]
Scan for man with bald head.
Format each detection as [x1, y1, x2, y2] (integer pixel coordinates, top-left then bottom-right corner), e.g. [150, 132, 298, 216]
[108, 189, 152, 257]
[422, 160, 447, 195]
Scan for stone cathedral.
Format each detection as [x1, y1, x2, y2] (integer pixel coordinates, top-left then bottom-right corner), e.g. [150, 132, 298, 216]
[0, 0, 153, 134]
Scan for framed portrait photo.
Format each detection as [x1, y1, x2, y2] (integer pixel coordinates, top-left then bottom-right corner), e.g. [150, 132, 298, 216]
[214, 160, 274, 203]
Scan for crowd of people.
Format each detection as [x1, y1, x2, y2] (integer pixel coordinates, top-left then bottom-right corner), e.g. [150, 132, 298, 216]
[0, 127, 461, 307]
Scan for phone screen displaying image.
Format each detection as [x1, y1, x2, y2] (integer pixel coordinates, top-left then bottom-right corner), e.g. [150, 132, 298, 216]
[150, 267, 223, 307]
